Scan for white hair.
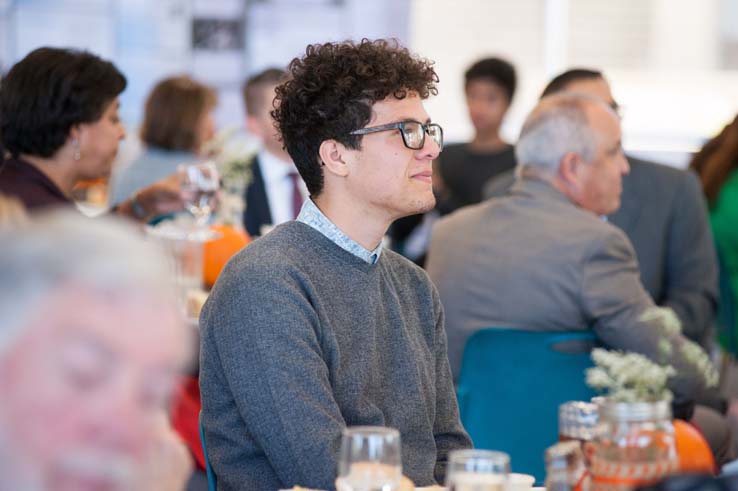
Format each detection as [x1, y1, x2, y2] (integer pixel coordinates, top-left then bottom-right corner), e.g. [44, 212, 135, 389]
[0, 210, 176, 356]
[515, 93, 605, 176]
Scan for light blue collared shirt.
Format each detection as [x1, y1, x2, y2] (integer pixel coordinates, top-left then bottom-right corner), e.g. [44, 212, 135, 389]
[296, 199, 382, 264]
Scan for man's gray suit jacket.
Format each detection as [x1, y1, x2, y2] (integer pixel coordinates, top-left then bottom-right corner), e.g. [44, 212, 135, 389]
[427, 177, 705, 404]
[483, 157, 719, 347]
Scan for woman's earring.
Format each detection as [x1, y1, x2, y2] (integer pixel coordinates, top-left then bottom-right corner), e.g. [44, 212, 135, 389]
[72, 140, 81, 161]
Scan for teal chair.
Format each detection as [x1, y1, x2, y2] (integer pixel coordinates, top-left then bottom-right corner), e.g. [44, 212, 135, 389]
[199, 412, 217, 491]
[456, 328, 598, 484]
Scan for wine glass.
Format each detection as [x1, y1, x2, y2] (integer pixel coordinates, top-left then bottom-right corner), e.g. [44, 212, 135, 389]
[446, 449, 510, 491]
[336, 426, 402, 491]
[178, 161, 219, 227]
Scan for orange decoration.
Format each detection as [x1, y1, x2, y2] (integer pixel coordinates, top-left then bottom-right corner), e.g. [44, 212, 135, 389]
[673, 420, 716, 474]
[203, 224, 251, 288]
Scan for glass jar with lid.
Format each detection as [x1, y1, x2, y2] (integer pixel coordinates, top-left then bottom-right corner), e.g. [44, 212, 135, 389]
[590, 400, 678, 491]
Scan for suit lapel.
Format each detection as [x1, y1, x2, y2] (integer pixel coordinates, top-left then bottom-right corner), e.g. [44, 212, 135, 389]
[244, 156, 274, 235]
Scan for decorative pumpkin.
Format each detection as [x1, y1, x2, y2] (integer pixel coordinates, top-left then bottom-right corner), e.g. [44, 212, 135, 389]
[203, 224, 251, 288]
[673, 419, 715, 474]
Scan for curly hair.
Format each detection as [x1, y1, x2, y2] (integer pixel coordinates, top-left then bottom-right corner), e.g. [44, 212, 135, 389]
[0, 47, 126, 159]
[272, 39, 438, 196]
[689, 114, 738, 204]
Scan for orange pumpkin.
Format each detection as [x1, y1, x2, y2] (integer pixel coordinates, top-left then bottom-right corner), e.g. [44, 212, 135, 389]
[203, 224, 251, 288]
[674, 419, 715, 474]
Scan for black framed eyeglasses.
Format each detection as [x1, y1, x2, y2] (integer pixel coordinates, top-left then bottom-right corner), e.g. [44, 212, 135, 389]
[350, 120, 444, 151]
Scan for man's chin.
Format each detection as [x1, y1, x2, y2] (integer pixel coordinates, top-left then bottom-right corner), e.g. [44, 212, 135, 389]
[414, 194, 436, 214]
[52, 474, 125, 491]
[52, 449, 136, 491]
[396, 197, 435, 220]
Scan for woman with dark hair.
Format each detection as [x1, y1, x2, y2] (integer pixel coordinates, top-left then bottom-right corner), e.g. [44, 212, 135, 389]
[109, 75, 217, 206]
[690, 116, 738, 334]
[0, 47, 181, 221]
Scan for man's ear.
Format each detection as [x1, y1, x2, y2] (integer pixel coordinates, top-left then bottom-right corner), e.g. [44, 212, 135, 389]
[558, 151, 583, 189]
[318, 139, 350, 178]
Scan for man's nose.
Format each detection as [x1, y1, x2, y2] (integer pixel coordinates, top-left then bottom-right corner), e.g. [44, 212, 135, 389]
[89, 388, 152, 455]
[419, 133, 441, 160]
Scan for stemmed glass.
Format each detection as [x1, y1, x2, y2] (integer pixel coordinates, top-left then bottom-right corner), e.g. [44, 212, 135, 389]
[336, 426, 402, 491]
[446, 449, 510, 491]
[178, 161, 220, 227]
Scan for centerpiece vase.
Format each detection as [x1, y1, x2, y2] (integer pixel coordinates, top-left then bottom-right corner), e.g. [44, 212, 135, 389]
[590, 399, 678, 491]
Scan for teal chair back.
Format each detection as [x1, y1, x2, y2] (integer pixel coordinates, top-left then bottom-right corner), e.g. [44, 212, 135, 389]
[456, 328, 598, 484]
[199, 412, 217, 491]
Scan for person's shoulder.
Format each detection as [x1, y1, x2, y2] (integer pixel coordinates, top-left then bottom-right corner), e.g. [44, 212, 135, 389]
[483, 168, 516, 199]
[380, 248, 439, 302]
[222, 222, 311, 273]
[626, 155, 704, 207]
[582, 217, 637, 262]
[627, 155, 691, 183]
[381, 248, 433, 282]
[433, 200, 491, 238]
[241, 220, 312, 255]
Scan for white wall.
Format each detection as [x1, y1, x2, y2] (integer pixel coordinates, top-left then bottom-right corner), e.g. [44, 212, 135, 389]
[4, 0, 738, 168]
[410, 0, 738, 168]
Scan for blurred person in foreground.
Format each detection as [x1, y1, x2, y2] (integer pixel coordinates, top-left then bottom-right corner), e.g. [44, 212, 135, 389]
[109, 75, 217, 207]
[0, 210, 193, 491]
[0, 47, 182, 222]
[241, 68, 307, 237]
[485, 69, 718, 350]
[200, 39, 471, 490]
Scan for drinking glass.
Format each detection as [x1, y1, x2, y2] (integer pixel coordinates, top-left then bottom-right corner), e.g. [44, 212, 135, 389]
[559, 401, 600, 444]
[178, 161, 219, 226]
[446, 449, 510, 491]
[336, 426, 402, 491]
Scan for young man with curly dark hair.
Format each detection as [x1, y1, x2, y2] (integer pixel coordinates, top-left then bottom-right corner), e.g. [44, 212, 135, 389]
[200, 39, 471, 490]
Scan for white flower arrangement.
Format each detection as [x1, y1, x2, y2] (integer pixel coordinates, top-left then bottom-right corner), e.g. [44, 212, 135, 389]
[201, 128, 257, 226]
[203, 127, 257, 193]
[586, 306, 719, 402]
[587, 349, 676, 402]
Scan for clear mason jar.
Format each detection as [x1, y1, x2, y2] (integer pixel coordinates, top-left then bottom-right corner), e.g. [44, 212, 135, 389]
[590, 400, 678, 491]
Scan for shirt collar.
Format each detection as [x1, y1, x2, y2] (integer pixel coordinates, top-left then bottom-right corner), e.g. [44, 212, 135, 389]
[296, 198, 382, 264]
[259, 149, 296, 184]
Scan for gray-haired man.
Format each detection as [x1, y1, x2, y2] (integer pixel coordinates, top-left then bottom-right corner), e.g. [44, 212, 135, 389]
[0, 211, 192, 491]
[426, 93, 706, 405]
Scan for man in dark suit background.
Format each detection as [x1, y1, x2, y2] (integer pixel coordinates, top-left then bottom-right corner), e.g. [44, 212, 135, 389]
[242, 68, 307, 237]
[484, 69, 719, 349]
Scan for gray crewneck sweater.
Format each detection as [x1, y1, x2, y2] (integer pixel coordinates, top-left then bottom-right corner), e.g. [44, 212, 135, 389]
[199, 221, 471, 491]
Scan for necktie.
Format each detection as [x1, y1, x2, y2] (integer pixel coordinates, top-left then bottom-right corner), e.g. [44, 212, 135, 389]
[289, 171, 303, 219]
